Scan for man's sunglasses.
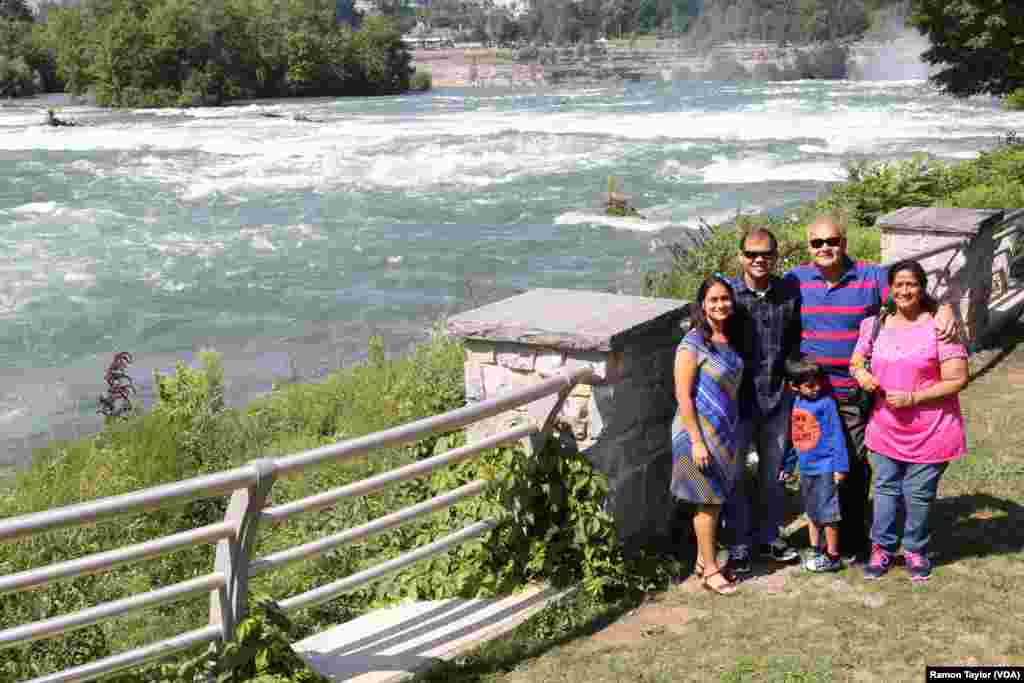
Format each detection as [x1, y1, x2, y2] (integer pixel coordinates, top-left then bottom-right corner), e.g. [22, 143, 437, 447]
[742, 250, 777, 260]
[809, 237, 842, 248]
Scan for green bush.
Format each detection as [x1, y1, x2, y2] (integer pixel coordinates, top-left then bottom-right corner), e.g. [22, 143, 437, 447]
[0, 54, 37, 96]
[1004, 89, 1024, 110]
[942, 180, 1024, 209]
[410, 68, 432, 92]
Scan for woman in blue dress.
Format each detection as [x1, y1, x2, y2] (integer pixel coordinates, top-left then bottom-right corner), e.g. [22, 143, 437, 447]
[671, 275, 745, 595]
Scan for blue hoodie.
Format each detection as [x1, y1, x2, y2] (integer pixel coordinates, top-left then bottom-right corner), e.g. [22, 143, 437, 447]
[782, 393, 849, 477]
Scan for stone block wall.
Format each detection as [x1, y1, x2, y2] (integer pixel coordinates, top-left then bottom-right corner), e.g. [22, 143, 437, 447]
[878, 207, 1004, 348]
[448, 289, 688, 549]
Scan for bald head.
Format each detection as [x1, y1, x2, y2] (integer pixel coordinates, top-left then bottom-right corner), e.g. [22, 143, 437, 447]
[807, 212, 847, 274]
[806, 213, 846, 239]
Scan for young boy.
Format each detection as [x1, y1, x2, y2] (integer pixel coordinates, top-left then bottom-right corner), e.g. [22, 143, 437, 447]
[781, 356, 850, 572]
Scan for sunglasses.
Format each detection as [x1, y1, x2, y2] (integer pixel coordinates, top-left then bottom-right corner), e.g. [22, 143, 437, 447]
[809, 237, 842, 249]
[742, 250, 776, 260]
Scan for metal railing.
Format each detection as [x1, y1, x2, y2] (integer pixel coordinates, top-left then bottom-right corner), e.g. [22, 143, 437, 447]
[0, 366, 593, 683]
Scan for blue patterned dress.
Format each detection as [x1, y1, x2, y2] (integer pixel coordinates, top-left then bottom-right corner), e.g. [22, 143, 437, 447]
[670, 329, 744, 505]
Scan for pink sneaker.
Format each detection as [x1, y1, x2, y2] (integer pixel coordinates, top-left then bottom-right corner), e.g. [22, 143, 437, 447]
[904, 551, 932, 582]
[863, 544, 893, 580]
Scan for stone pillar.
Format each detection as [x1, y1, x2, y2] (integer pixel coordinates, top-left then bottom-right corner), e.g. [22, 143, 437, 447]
[447, 289, 688, 550]
[878, 207, 1004, 348]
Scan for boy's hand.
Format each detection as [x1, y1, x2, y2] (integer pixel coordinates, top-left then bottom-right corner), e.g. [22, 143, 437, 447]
[833, 472, 847, 484]
[778, 471, 792, 483]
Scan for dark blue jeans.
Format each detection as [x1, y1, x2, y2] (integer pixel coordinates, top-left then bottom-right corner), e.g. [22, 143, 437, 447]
[723, 396, 791, 548]
[868, 451, 948, 554]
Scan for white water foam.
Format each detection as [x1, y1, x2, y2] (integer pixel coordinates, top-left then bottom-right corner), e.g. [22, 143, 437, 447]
[702, 156, 845, 184]
[7, 201, 131, 224]
[2, 83, 1022, 196]
[554, 210, 673, 233]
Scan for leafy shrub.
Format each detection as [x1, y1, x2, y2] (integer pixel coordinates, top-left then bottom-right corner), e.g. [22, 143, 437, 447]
[942, 181, 1024, 210]
[1005, 89, 1024, 110]
[831, 155, 952, 226]
[162, 598, 326, 683]
[0, 54, 37, 96]
[482, 436, 680, 598]
[153, 351, 226, 468]
[410, 68, 431, 91]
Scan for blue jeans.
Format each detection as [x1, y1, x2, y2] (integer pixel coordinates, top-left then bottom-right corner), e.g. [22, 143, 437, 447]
[868, 451, 948, 554]
[723, 396, 791, 547]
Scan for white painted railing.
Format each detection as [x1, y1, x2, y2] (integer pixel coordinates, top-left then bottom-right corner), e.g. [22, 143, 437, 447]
[0, 366, 592, 683]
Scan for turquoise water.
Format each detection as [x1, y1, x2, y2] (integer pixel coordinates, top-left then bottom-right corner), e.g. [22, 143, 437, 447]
[3, 79, 1023, 466]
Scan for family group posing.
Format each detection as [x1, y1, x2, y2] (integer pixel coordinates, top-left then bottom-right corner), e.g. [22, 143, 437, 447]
[669, 213, 970, 595]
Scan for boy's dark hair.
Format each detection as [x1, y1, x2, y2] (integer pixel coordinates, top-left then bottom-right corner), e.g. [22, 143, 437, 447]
[785, 355, 825, 386]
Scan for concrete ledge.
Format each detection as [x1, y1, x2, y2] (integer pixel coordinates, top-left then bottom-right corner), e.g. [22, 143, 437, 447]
[292, 584, 576, 682]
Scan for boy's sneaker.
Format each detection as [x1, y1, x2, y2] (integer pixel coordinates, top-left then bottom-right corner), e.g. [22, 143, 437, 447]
[759, 538, 800, 562]
[725, 545, 751, 575]
[904, 551, 932, 582]
[804, 551, 843, 573]
[863, 544, 893, 580]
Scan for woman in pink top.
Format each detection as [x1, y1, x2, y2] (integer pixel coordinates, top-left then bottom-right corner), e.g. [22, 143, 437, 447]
[849, 259, 969, 582]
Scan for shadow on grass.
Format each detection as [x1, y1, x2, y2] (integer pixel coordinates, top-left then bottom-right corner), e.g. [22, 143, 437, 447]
[970, 320, 1024, 384]
[931, 492, 1024, 563]
[412, 590, 643, 683]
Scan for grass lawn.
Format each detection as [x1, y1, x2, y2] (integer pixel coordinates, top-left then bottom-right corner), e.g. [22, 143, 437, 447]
[417, 322, 1024, 683]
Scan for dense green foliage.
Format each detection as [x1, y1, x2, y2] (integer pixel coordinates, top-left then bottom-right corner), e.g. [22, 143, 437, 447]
[34, 0, 412, 106]
[0, 11, 59, 97]
[910, 0, 1024, 98]
[1006, 89, 1024, 111]
[644, 142, 1024, 300]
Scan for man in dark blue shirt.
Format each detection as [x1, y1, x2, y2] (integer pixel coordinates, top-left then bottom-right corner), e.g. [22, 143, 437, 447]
[723, 227, 803, 572]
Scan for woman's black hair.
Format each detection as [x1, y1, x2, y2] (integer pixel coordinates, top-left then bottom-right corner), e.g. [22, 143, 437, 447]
[689, 275, 744, 350]
[887, 259, 938, 313]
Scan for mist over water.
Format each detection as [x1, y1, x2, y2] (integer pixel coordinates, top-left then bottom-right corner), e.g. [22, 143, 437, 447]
[852, 29, 934, 82]
[3, 79, 1023, 470]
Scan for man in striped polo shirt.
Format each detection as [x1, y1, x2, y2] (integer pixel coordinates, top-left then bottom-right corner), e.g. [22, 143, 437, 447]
[783, 214, 957, 561]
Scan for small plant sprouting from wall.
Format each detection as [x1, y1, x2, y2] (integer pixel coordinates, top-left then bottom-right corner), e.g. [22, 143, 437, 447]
[97, 352, 135, 420]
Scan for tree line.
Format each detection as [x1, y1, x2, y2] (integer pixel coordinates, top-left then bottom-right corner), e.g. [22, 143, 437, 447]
[1, 0, 422, 106]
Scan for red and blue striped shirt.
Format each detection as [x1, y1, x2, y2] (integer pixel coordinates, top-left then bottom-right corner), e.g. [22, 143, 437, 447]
[783, 258, 889, 399]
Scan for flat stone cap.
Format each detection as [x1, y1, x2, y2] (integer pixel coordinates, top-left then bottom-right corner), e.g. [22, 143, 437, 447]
[446, 288, 688, 352]
[876, 207, 1004, 235]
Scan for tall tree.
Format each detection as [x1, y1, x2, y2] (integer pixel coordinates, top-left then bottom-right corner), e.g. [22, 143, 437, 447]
[910, 0, 1024, 97]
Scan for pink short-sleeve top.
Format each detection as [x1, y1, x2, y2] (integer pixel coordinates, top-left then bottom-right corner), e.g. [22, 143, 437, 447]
[853, 315, 968, 464]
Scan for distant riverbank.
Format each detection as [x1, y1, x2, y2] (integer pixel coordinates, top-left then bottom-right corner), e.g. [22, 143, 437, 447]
[413, 35, 932, 87]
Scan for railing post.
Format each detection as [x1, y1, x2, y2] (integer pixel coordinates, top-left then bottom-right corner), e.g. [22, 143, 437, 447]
[210, 458, 277, 644]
